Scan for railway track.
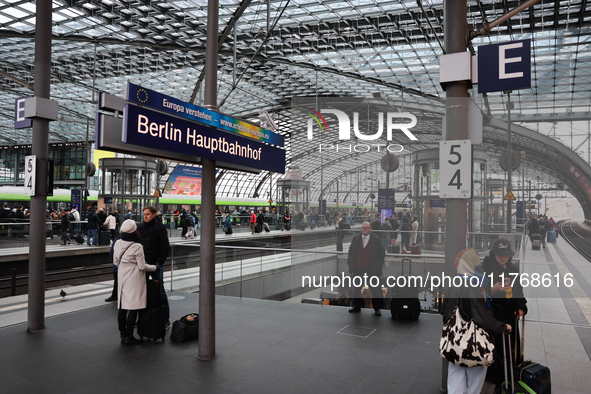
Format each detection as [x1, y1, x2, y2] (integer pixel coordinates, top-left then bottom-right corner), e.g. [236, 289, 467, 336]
[556, 220, 591, 263]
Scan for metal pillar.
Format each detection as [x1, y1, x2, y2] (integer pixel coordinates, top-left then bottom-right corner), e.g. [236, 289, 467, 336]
[198, 0, 218, 361]
[506, 91, 513, 233]
[28, 0, 52, 332]
[443, 0, 468, 275]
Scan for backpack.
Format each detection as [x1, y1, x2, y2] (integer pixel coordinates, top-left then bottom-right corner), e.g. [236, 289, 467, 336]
[69, 212, 76, 222]
[184, 214, 192, 226]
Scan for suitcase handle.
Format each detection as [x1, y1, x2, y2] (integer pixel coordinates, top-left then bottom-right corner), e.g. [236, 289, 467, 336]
[515, 315, 525, 363]
[401, 258, 411, 276]
[502, 332, 516, 394]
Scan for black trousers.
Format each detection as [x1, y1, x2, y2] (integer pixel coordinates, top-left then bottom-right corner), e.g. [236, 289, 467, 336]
[110, 271, 118, 299]
[350, 270, 384, 310]
[117, 309, 138, 339]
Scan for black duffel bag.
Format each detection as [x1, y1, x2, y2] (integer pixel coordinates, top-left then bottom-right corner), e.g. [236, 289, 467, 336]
[170, 313, 199, 343]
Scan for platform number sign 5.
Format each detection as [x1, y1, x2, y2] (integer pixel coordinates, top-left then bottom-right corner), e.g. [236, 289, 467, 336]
[439, 140, 472, 198]
[24, 155, 36, 196]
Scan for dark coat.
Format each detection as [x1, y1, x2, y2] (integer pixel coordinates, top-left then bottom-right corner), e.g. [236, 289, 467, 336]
[347, 232, 385, 277]
[400, 216, 412, 233]
[97, 211, 107, 223]
[60, 215, 70, 231]
[380, 220, 393, 239]
[138, 218, 170, 265]
[482, 253, 528, 382]
[442, 284, 507, 338]
[527, 219, 540, 235]
[87, 212, 102, 228]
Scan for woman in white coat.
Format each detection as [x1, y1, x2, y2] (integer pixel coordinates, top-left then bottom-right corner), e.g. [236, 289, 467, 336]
[104, 212, 118, 240]
[114, 219, 158, 345]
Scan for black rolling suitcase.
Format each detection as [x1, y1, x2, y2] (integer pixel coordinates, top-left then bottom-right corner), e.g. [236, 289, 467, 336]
[391, 258, 420, 320]
[138, 279, 166, 342]
[137, 305, 167, 342]
[510, 316, 551, 394]
[73, 234, 84, 244]
[99, 230, 110, 246]
[388, 244, 401, 254]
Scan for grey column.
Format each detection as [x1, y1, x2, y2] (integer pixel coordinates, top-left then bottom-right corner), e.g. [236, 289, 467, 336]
[443, 0, 469, 276]
[442, 0, 469, 386]
[199, 0, 218, 361]
[28, 0, 52, 332]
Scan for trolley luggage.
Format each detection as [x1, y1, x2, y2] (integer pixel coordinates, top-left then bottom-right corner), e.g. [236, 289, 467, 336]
[546, 230, 556, 243]
[73, 234, 84, 244]
[388, 244, 400, 254]
[411, 244, 421, 255]
[391, 258, 420, 320]
[146, 279, 163, 309]
[254, 223, 262, 233]
[532, 240, 541, 250]
[263, 223, 270, 232]
[513, 316, 551, 394]
[99, 230, 110, 246]
[137, 305, 167, 342]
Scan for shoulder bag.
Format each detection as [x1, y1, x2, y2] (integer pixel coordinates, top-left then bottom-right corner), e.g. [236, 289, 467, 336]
[439, 301, 495, 368]
[170, 313, 199, 342]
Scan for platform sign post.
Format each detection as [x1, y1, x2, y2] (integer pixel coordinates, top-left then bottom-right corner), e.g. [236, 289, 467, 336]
[439, 140, 472, 199]
[24, 155, 36, 196]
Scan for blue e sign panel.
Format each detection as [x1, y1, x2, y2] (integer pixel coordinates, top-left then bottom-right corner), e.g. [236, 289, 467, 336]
[123, 104, 285, 174]
[14, 97, 32, 129]
[478, 39, 531, 93]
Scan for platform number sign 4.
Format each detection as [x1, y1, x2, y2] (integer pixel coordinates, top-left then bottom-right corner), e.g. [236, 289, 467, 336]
[24, 155, 36, 196]
[439, 140, 472, 198]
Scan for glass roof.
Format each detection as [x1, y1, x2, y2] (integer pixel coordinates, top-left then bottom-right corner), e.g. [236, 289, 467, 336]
[0, 0, 589, 199]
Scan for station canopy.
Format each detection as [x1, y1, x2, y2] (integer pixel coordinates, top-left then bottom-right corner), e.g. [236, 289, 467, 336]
[0, 0, 590, 202]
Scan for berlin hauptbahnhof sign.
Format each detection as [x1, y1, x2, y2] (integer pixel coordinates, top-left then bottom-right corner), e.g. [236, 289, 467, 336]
[123, 104, 285, 174]
[96, 84, 285, 174]
[126, 83, 284, 147]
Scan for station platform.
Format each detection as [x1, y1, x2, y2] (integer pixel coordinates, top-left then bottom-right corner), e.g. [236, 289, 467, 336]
[0, 228, 590, 393]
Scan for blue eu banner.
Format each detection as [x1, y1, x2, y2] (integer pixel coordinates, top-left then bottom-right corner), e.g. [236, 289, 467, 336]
[478, 39, 531, 93]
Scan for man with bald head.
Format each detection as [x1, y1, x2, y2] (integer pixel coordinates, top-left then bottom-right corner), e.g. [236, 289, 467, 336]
[347, 221, 386, 316]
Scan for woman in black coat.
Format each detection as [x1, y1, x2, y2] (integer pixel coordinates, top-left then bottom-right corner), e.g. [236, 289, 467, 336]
[442, 248, 511, 394]
[482, 238, 527, 390]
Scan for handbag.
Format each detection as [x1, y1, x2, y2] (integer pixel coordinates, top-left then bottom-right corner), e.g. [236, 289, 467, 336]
[440, 305, 495, 368]
[170, 313, 199, 342]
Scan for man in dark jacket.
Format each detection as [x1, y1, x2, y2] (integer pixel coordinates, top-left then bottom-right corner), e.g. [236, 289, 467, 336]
[380, 217, 393, 249]
[86, 207, 103, 246]
[138, 205, 171, 326]
[60, 211, 70, 246]
[538, 216, 548, 247]
[347, 221, 386, 316]
[97, 208, 107, 223]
